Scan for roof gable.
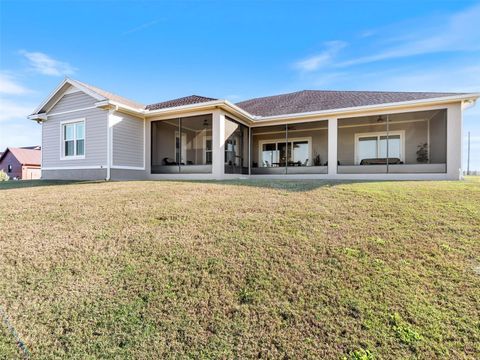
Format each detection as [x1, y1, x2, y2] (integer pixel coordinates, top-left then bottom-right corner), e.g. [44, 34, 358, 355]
[0, 147, 41, 166]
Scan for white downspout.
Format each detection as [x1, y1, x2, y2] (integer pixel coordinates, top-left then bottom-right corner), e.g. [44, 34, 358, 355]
[106, 107, 117, 181]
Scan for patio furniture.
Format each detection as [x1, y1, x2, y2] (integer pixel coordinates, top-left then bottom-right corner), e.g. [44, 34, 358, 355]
[360, 158, 403, 165]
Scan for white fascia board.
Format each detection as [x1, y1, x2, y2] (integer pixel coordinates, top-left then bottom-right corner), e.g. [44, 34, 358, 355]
[28, 113, 48, 121]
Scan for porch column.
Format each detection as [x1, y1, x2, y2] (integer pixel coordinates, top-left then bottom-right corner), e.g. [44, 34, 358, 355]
[328, 118, 338, 176]
[212, 110, 226, 179]
[446, 103, 463, 180]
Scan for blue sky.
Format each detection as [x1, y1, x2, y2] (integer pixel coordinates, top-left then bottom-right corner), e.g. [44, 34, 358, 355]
[1, 0, 479, 169]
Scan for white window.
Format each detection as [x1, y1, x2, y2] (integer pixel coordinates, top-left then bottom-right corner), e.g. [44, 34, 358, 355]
[61, 119, 85, 159]
[355, 131, 404, 165]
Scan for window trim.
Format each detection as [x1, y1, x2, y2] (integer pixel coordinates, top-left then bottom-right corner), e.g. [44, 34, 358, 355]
[354, 130, 405, 165]
[258, 137, 312, 167]
[60, 118, 86, 160]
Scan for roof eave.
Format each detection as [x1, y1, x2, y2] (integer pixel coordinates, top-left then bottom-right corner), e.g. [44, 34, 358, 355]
[251, 93, 480, 123]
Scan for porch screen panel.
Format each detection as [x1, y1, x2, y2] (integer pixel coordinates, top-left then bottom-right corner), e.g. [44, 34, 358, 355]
[151, 119, 180, 174]
[251, 125, 287, 174]
[285, 120, 328, 174]
[180, 114, 212, 174]
[386, 109, 446, 173]
[337, 115, 387, 174]
[224, 117, 249, 174]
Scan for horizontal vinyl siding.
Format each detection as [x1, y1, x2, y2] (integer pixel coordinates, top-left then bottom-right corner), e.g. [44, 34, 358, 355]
[49, 91, 98, 114]
[112, 112, 145, 168]
[42, 107, 108, 168]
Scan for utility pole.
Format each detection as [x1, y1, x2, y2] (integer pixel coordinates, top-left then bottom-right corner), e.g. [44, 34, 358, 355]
[467, 131, 471, 176]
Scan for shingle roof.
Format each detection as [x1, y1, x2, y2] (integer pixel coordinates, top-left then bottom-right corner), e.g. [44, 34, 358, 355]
[146, 95, 218, 111]
[74, 79, 145, 109]
[0, 147, 41, 166]
[235, 90, 463, 117]
[55, 79, 470, 118]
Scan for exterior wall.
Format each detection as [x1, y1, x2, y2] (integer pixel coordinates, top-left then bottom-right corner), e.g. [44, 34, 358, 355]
[42, 92, 108, 169]
[110, 168, 147, 180]
[42, 93, 108, 169]
[112, 111, 145, 169]
[0, 151, 22, 179]
[22, 166, 41, 180]
[446, 103, 463, 179]
[42, 169, 107, 180]
[49, 91, 98, 114]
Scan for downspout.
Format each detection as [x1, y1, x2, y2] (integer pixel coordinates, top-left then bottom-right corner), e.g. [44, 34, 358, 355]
[106, 106, 118, 181]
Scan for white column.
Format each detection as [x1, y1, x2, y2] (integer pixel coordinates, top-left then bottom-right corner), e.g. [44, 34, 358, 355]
[212, 110, 226, 179]
[328, 118, 338, 177]
[446, 103, 463, 180]
[144, 118, 151, 175]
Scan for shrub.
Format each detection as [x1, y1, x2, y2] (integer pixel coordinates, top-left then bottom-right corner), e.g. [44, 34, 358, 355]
[0, 170, 9, 181]
[344, 348, 375, 360]
[389, 312, 422, 345]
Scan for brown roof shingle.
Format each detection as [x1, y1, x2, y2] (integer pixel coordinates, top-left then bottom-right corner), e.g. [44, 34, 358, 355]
[146, 95, 217, 111]
[235, 90, 462, 117]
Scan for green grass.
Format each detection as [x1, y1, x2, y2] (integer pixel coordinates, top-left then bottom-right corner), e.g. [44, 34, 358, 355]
[0, 179, 479, 358]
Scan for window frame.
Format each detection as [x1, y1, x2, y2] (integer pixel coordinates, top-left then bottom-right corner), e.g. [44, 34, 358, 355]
[60, 118, 86, 160]
[354, 130, 405, 165]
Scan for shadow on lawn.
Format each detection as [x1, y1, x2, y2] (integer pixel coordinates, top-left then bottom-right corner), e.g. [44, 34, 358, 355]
[190, 179, 373, 192]
[0, 180, 102, 190]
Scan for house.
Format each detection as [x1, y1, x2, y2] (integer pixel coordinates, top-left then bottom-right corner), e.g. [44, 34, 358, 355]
[28, 78, 479, 181]
[0, 146, 41, 180]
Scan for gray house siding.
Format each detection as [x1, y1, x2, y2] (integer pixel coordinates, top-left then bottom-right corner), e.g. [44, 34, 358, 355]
[49, 91, 98, 114]
[112, 112, 145, 168]
[110, 168, 146, 180]
[42, 92, 108, 170]
[42, 169, 107, 180]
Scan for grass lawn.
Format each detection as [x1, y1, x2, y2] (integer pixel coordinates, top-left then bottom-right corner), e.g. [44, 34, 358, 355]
[0, 178, 479, 359]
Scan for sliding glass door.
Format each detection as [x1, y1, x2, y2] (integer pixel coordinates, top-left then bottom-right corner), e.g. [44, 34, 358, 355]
[251, 120, 328, 174]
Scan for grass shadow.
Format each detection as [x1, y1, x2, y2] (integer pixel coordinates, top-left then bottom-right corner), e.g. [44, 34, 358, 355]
[0, 180, 103, 191]
[185, 179, 376, 192]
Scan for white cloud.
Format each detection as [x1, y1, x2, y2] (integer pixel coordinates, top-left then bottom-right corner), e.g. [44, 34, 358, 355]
[20, 50, 76, 76]
[123, 19, 161, 35]
[0, 98, 35, 122]
[293, 4, 480, 73]
[0, 73, 31, 95]
[294, 41, 347, 72]
[337, 4, 480, 68]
